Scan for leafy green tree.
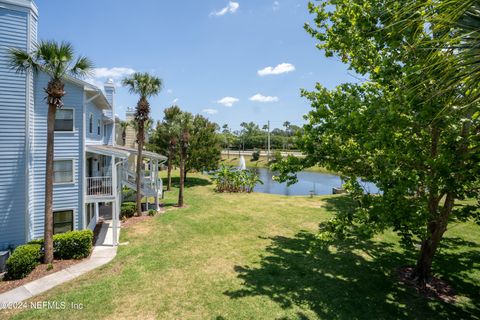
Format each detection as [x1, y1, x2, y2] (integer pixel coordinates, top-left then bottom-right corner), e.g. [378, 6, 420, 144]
[273, 0, 479, 285]
[185, 115, 222, 178]
[10, 41, 92, 264]
[122, 73, 162, 215]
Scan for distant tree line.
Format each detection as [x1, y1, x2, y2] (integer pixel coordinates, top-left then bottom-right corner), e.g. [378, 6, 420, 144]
[221, 121, 303, 151]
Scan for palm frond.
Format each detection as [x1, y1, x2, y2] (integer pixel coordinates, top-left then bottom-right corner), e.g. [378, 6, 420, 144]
[122, 72, 163, 98]
[69, 56, 94, 78]
[8, 48, 40, 74]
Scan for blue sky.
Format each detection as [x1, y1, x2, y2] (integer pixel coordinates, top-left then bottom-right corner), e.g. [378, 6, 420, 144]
[35, 0, 353, 130]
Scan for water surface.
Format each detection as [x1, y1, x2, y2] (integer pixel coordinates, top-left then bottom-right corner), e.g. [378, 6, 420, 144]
[252, 167, 378, 196]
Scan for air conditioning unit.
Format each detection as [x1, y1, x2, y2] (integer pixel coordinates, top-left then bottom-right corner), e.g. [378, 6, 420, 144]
[0, 250, 10, 273]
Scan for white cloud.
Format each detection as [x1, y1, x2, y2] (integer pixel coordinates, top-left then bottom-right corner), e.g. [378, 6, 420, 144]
[92, 67, 135, 79]
[166, 89, 173, 94]
[217, 96, 239, 107]
[257, 63, 295, 76]
[86, 67, 136, 89]
[202, 108, 218, 115]
[172, 98, 179, 104]
[273, 1, 280, 11]
[210, 1, 239, 16]
[249, 93, 279, 103]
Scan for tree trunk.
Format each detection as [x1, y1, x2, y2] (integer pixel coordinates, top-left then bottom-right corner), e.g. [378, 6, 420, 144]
[43, 103, 56, 264]
[167, 159, 172, 191]
[178, 153, 185, 207]
[414, 192, 455, 285]
[136, 123, 144, 216]
[167, 146, 173, 191]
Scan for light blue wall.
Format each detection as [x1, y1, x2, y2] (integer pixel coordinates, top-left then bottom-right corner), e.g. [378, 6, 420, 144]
[85, 101, 105, 145]
[30, 72, 84, 239]
[0, 3, 35, 249]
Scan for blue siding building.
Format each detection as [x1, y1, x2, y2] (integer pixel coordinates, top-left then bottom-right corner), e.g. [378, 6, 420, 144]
[0, 0, 165, 250]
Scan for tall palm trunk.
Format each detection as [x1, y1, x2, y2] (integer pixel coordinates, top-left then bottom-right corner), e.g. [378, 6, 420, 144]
[136, 122, 144, 216]
[178, 132, 188, 207]
[167, 144, 173, 191]
[178, 154, 185, 207]
[43, 103, 56, 264]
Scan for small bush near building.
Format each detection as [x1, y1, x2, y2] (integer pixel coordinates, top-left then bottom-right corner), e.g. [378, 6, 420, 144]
[5, 244, 42, 280]
[28, 230, 93, 260]
[148, 209, 156, 217]
[54, 230, 93, 259]
[121, 202, 136, 218]
[122, 187, 136, 202]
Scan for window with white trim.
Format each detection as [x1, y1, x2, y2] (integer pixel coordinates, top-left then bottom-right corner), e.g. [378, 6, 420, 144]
[55, 109, 74, 131]
[89, 114, 93, 134]
[97, 119, 101, 135]
[53, 210, 73, 234]
[53, 160, 74, 184]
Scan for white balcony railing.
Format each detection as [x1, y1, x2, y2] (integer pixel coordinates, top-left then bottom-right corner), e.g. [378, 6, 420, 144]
[86, 176, 112, 196]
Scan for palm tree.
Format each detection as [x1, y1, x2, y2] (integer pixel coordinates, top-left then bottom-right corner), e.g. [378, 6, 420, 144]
[9, 41, 92, 264]
[119, 121, 129, 145]
[122, 73, 162, 216]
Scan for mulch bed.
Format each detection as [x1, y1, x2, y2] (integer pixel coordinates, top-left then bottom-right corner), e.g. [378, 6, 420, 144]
[0, 224, 103, 295]
[0, 258, 86, 294]
[121, 209, 168, 228]
[397, 266, 456, 304]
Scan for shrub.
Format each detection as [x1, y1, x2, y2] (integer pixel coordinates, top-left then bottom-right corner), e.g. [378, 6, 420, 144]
[251, 150, 260, 161]
[5, 244, 42, 280]
[121, 202, 136, 218]
[122, 187, 136, 202]
[211, 165, 263, 193]
[28, 230, 93, 260]
[270, 150, 283, 163]
[148, 209, 156, 217]
[53, 230, 93, 259]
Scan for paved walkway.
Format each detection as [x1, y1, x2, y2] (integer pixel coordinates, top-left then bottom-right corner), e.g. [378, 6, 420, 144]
[0, 222, 119, 306]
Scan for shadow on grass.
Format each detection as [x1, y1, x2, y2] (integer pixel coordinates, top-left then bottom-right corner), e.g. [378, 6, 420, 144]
[224, 197, 480, 319]
[169, 176, 212, 188]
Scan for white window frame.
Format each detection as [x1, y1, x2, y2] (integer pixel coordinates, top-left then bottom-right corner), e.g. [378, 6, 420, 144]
[89, 113, 94, 134]
[53, 158, 75, 185]
[54, 107, 75, 132]
[97, 119, 102, 136]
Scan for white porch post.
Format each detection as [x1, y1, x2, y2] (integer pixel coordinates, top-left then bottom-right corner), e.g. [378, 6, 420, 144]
[152, 160, 160, 211]
[112, 155, 118, 246]
[94, 202, 99, 222]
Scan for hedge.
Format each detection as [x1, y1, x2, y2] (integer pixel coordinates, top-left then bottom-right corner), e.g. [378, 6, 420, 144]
[5, 244, 42, 280]
[121, 202, 136, 218]
[53, 230, 93, 259]
[28, 229, 94, 260]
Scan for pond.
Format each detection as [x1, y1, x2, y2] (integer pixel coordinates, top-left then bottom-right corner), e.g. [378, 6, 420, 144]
[252, 167, 379, 196]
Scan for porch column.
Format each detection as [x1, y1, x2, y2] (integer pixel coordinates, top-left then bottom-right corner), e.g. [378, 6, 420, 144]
[112, 156, 118, 246]
[95, 202, 99, 222]
[112, 200, 118, 246]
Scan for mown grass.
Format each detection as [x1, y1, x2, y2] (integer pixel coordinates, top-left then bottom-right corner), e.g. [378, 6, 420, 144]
[2, 172, 479, 319]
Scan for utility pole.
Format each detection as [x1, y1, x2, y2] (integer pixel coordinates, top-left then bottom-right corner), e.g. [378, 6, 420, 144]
[267, 120, 271, 162]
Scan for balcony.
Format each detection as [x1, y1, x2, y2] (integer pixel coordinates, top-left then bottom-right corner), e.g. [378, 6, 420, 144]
[86, 176, 113, 197]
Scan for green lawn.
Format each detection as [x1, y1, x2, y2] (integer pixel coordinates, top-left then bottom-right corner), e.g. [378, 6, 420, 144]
[3, 173, 479, 319]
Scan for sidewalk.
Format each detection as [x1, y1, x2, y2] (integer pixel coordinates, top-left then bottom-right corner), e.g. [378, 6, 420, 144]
[0, 222, 119, 306]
